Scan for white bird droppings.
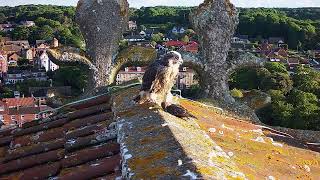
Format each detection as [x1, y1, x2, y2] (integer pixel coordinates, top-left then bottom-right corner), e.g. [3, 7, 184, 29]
[266, 176, 275, 180]
[228, 152, 234, 157]
[209, 128, 216, 133]
[161, 123, 168, 127]
[251, 136, 265, 143]
[183, 170, 198, 179]
[304, 165, 311, 172]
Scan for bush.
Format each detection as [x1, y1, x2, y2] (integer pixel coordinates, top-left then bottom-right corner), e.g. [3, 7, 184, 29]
[230, 88, 244, 98]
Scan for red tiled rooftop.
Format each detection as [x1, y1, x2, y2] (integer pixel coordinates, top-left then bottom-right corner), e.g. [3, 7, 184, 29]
[164, 40, 188, 47]
[2, 98, 35, 108]
[0, 94, 121, 179]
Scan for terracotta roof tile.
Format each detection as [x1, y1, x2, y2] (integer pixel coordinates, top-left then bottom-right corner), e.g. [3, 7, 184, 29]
[0, 94, 120, 179]
[0, 149, 64, 175]
[59, 154, 121, 180]
[3, 162, 61, 180]
[61, 143, 120, 168]
[3, 139, 65, 163]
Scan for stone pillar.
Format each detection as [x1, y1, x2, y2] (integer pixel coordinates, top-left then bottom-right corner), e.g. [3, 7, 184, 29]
[190, 0, 261, 122]
[76, 0, 129, 88]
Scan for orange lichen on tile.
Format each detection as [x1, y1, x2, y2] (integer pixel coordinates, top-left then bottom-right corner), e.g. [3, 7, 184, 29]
[179, 98, 320, 179]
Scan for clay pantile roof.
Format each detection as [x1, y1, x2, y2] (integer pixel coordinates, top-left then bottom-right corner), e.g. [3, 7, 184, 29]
[2, 98, 35, 108]
[8, 107, 40, 115]
[0, 94, 121, 179]
[164, 40, 188, 47]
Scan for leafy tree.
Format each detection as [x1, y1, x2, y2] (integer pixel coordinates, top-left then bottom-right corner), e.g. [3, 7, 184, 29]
[0, 13, 6, 23]
[264, 62, 287, 74]
[11, 26, 30, 40]
[37, 25, 54, 40]
[268, 89, 286, 102]
[17, 58, 30, 66]
[230, 88, 244, 98]
[270, 101, 294, 127]
[185, 29, 195, 36]
[293, 66, 320, 97]
[151, 33, 164, 43]
[53, 66, 88, 94]
[0, 86, 13, 98]
[181, 35, 190, 43]
[16, 80, 50, 96]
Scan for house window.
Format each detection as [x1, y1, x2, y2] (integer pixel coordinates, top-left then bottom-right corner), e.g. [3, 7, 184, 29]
[35, 114, 39, 119]
[183, 67, 187, 72]
[21, 115, 25, 120]
[11, 115, 15, 121]
[0, 115, 3, 121]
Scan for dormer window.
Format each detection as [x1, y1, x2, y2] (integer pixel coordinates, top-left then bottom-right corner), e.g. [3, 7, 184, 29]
[137, 67, 141, 72]
[125, 67, 129, 72]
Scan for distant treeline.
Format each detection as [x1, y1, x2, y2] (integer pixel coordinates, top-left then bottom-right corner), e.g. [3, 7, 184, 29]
[130, 6, 320, 49]
[0, 5, 83, 48]
[1, 5, 320, 50]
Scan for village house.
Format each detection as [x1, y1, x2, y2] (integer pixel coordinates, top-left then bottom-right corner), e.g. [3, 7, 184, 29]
[116, 66, 146, 85]
[124, 35, 146, 43]
[128, 21, 138, 31]
[258, 42, 274, 56]
[145, 27, 160, 38]
[268, 37, 285, 45]
[23, 47, 37, 61]
[0, 44, 23, 55]
[0, 37, 11, 46]
[36, 51, 59, 72]
[164, 40, 188, 49]
[171, 26, 186, 34]
[5, 40, 30, 49]
[231, 36, 250, 44]
[176, 66, 199, 89]
[266, 47, 288, 62]
[0, 23, 15, 32]
[180, 41, 199, 54]
[0, 53, 8, 77]
[4, 69, 47, 85]
[116, 66, 198, 90]
[20, 20, 35, 27]
[52, 38, 59, 48]
[0, 97, 52, 126]
[7, 53, 20, 67]
[287, 57, 302, 70]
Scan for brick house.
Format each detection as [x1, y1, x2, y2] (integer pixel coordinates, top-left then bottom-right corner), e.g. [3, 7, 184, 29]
[4, 69, 47, 85]
[23, 48, 37, 61]
[266, 48, 288, 62]
[116, 67, 146, 85]
[0, 97, 52, 126]
[181, 41, 199, 54]
[176, 67, 199, 89]
[0, 53, 8, 77]
[116, 66, 198, 89]
[35, 51, 59, 72]
[128, 21, 138, 31]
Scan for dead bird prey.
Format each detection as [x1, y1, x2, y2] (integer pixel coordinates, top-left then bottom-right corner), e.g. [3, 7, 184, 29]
[162, 103, 196, 119]
[134, 51, 183, 105]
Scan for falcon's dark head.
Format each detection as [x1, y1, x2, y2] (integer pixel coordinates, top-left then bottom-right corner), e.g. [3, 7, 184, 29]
[161, 51, 183, 67]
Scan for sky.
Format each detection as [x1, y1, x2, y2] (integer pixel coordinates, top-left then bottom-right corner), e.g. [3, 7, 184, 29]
[0, 0, 319, 8]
